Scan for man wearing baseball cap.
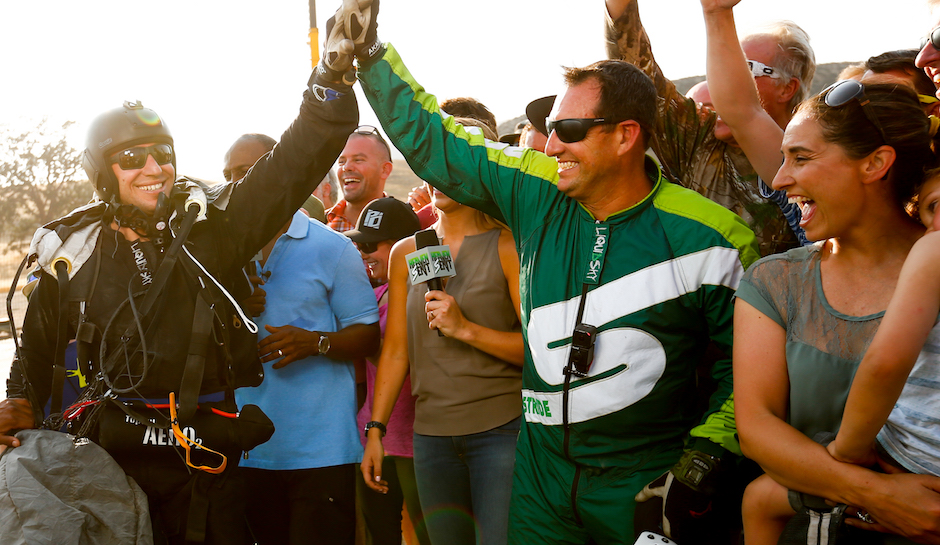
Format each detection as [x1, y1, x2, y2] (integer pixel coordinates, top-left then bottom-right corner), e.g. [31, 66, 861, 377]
[346, 197, 421, 285]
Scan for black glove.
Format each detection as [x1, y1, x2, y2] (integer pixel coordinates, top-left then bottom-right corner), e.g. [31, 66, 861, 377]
[634, 445, 729, 542]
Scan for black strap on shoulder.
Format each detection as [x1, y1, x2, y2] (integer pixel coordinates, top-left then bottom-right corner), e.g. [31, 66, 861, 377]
[136, 203, 201, 318]
[50, 261, 70, 417]
[75, 242, 103, 387]
[101, 204, 201, 379]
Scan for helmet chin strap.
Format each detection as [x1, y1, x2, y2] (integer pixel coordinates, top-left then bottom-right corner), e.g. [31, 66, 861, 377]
[105, 192, 172, 251]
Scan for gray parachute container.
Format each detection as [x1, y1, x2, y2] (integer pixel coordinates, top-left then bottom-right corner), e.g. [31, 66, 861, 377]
[0, 429, 153, 544]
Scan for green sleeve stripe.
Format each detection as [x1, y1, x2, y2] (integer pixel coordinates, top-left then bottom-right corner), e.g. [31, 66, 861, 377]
[382, 44, 440, 126]
[653, 183, 761, 270]
[689, 394, 741, 455]
[380, 44, 559, 186]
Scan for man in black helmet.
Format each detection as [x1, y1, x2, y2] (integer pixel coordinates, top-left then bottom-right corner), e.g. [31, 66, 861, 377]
[83, 101, 178, 208]
[0, 26, 361, 545]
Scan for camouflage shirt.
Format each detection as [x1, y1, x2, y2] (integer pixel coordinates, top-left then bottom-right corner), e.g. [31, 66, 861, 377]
[605, 3, 797, 255]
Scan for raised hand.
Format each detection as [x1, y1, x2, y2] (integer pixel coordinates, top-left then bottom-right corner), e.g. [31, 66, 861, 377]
[309, 2, 361, 102]
[701, 0, 743, 13]
[407, 185, 431, 212]
[323, 4, 357, 80]
[330, 0, 383, 62]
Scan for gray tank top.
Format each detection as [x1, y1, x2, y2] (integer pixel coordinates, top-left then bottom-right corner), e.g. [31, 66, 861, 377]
[406, 228, 523, 436]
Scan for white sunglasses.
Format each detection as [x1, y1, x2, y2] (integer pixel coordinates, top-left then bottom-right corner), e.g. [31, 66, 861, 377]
[747, 59, 783, 80]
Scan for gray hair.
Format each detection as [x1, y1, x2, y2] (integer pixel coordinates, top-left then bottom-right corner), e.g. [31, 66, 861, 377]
[745, 21, 816, 113]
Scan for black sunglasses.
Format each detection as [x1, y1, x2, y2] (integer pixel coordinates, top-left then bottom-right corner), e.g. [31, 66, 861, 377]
[356, 240, 379, 254]
[921, 25, 940, 50]
[109, 143, 174, 170]
[823, 80, 890, 145]
[354, 125, 392, 158]
[545, 117, 622, 143]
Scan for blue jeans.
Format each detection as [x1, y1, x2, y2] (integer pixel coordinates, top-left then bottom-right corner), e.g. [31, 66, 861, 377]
[413, 417, 520, 545]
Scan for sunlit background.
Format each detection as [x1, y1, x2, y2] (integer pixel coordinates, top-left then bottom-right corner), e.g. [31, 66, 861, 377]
[0, 0, 933, 372]
[0, 0, 930, 179]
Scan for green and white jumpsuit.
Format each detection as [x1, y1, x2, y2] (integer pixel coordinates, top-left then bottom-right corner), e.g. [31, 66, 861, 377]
[359, 44, 760, 542]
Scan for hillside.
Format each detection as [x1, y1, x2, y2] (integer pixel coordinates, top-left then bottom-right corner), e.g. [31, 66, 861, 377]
[384, 160, 425, 201]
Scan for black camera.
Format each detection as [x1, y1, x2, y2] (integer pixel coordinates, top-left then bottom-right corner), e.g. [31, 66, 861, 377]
[565, 323, 597, 377]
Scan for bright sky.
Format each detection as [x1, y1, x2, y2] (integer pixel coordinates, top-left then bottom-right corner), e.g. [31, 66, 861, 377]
[0, 0, 931, 182]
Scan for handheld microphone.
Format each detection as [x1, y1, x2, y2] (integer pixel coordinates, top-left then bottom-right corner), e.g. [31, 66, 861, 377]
[414, 229, 444, 292]
[410, 229, 457, 337]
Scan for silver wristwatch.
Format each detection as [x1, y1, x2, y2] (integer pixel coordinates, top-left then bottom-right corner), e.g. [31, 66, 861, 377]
[317, 333, 330, 355]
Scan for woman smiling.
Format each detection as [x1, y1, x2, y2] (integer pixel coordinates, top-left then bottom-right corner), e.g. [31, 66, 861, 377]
[733, 82, 940, 543]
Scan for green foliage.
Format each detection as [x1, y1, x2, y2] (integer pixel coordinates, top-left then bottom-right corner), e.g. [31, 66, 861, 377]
[0, 119, 94, 247]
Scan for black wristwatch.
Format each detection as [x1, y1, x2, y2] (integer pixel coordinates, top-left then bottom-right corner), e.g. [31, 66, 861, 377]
[364, 421, 386, 438]
[674, 449, 721, 490]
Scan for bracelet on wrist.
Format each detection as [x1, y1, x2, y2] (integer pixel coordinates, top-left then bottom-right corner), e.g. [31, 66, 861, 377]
[364, 420, 386, 438]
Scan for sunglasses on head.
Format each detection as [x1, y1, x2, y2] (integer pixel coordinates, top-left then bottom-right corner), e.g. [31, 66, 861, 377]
[823, 79, 890, 145]
[356, 240, 379, 254]
[109, 143, 174, 170]
[545, 117, 623, 143]
[921, 25, 940, 50]
[747, 59, 783, 80]
[354, 124, 392, 158]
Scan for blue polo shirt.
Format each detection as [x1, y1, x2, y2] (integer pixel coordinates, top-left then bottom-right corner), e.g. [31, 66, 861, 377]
[236, 211, 379, 470]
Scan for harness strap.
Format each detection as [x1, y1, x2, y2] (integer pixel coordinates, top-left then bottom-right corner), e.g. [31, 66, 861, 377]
[101, 204, 200, 379]
[51, 260, 70, 416]
[178, 253, 240, 393]
[186, 473, 212, 543]
[178, 289, 212, 422]
[135, 203, 198, 317]
[75, 242, 103, 385]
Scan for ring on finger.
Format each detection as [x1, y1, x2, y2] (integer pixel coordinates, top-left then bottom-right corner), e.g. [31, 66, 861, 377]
[856, 510, 874, 524]
[277, 349, 283, 357]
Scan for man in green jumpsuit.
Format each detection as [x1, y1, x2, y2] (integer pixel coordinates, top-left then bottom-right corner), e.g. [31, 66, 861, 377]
[337, 2, 759, 542]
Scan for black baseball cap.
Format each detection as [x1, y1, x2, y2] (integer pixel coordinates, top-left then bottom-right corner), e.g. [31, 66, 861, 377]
[526, 95, 556, 137]
[498, 133, 521, 145]
[345, 197, 421, 244]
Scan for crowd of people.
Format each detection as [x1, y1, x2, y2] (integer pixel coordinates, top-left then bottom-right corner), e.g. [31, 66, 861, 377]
[5, 0, 940, 544]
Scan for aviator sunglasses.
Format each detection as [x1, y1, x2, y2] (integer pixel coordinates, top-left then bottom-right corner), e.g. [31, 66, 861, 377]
[109, 143, 174, 170]
[921, 25, 940, 50]
[545, 117, 624, 143]
[823, 80, 890, 145]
